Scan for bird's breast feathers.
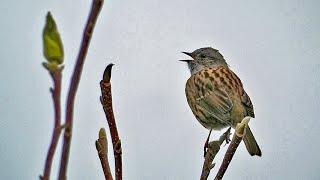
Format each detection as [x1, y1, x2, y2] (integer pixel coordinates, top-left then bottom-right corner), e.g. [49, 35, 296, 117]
[186, 66, 243, 98]
[185, 66, 255, 127]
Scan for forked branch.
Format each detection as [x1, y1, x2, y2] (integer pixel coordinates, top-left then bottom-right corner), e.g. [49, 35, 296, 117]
[200, 128, 231, 180]
[200, 117, 251, 180]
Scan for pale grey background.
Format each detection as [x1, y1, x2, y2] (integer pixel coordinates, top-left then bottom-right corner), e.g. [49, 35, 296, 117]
[1, 0, 320, 179]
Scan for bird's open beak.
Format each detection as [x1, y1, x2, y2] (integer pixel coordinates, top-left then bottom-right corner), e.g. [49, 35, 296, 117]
[179, 52, 194, 62]
[182, 51, 193, 57]
[179, 59, 193, 62]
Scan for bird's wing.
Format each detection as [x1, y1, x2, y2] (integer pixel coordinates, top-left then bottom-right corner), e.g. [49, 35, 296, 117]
[228, 70, 255, 118]
[186, 70, 233, 125]
[240, 90, 255, 117]
[196, 87, 233, 125]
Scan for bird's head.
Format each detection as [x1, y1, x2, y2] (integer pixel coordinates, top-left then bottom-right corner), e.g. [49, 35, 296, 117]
[180, 47, 227, 68]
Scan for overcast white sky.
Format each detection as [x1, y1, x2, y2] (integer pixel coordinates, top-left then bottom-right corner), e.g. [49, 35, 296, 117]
[1, 0, 320, 179]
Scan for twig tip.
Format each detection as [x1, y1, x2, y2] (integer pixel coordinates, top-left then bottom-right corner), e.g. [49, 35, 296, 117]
[99, 128, 107, 138]
[102, 63, 114, 82]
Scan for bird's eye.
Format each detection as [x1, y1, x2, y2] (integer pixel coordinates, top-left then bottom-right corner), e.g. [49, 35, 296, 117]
[200, 54, 206, 58]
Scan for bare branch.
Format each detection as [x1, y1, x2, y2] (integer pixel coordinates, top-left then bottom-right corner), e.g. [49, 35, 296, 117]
[214, 117, 251, 180]
[100, 64, 123, 180]
[40, 69, 63, 180]
[200, 128, 231, 180]
[58, 0, 104, 179]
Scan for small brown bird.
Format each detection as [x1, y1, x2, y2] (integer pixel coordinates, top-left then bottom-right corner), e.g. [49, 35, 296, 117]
[181, 47, 261, 156]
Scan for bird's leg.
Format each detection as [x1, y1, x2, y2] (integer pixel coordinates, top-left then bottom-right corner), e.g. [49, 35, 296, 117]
[204, 129, 212, 157]
[223, 127, 232, 146]
[226, 128, 231, 143]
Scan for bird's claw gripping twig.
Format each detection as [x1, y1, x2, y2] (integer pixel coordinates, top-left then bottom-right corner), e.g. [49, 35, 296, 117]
[204, 129, 213, 157]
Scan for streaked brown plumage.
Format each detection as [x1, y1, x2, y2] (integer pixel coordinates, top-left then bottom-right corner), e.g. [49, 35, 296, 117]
[182, 47, 261, 156]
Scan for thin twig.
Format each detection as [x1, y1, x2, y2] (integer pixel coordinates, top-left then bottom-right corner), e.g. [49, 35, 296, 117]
[214, 117, 251, 180]
[200, 128, 231, 180]
[214, 134, 242, 180]
[40, 70, 63, 180]
[100, 64, 122, 180]
[96, 128, 113, 180]
[58, 0, 104, 179]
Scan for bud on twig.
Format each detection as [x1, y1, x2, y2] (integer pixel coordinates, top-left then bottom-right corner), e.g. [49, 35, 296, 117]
[42, 12, 64, 72]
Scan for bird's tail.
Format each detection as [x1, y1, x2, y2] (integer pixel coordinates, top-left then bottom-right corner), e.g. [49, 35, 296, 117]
[243, 126, 262, 156]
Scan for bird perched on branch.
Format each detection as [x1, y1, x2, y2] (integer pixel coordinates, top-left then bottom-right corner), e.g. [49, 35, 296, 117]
[181, 47, 261, 156]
